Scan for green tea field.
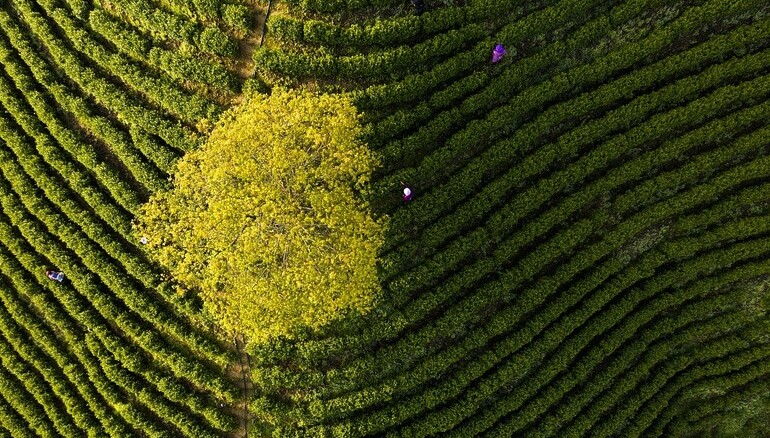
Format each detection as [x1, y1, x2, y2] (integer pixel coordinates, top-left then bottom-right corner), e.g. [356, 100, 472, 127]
[0, 0, 769, 436]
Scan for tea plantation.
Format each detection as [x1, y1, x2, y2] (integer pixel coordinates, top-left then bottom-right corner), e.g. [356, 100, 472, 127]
[0, 0, 769, 436]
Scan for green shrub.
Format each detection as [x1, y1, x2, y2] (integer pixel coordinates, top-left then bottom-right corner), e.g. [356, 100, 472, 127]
[198, 26, 237, 57]
[221, 3, 252, 35]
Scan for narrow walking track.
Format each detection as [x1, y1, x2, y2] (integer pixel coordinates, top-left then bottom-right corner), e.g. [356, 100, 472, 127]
[228, 334, 254, 438]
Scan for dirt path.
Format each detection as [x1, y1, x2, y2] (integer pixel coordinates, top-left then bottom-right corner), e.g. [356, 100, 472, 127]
[226, 334, 254, 437]
[234, 36, 260, 79]
[233, 0, 274, 80]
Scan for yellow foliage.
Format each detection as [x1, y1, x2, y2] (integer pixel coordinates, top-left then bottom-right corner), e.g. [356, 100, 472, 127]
[136, 89, 385, 343]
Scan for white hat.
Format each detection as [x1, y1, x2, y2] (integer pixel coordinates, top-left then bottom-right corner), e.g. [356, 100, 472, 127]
[403, 188, 412, 196]
[140, 236, 148, 244]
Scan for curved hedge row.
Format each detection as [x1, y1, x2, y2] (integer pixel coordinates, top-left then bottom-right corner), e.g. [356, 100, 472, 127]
[1, 0, 769, 436]
[0, 0, 244, 435]
[249, 0, 770, 436]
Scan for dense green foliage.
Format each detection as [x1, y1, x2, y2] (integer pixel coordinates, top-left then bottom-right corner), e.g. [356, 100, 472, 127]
[0, 0, 252, 434]
[0, 0, 769, 436]
[249, 0, 770, 436]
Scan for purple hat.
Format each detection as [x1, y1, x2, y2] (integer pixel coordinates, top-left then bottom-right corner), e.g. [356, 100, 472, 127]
[492, 44, 507, 63]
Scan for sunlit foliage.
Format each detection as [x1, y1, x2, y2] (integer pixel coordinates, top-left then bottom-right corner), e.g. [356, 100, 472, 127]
[136, 89, 385, 343]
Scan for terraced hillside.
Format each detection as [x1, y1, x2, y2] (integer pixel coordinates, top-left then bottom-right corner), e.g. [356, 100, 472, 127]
[250, 0, 770, 436]
[0, 0, 252, 435]
[0, 0, 769, 437]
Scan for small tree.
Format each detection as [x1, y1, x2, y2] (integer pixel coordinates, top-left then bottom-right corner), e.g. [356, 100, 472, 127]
[136, 89, 385, 343]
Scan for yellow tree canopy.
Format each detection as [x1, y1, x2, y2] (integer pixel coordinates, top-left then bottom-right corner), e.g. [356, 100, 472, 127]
[135, 89, 385, 343]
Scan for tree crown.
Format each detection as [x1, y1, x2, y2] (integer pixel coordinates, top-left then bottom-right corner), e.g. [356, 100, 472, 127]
[136, 89, 385, 343]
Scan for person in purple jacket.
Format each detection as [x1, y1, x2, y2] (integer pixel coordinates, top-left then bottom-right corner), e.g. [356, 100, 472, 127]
[46, 270, 65, 282]
[403, 187, 413, 202]
[492, 43, 507, 63]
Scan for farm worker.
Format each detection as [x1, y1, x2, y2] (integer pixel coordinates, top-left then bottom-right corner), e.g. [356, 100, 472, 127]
[140, 236, 148, 245]
[46, 270, 65, 282]
[492, 44, 507, 63]
[403, 187, 413, 201]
